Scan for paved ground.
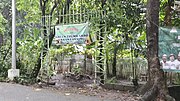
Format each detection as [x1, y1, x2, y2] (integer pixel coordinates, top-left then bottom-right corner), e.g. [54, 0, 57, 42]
[0, 82, 124, 101]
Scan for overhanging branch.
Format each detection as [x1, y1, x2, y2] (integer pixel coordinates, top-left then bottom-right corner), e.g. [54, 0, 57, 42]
[50, 0, 60, 16]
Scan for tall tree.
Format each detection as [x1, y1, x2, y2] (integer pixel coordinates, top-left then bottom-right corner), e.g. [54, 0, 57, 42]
[138, 0, 175, 101]
[112, 41, 118, 77]
[31, 0, 61, 78]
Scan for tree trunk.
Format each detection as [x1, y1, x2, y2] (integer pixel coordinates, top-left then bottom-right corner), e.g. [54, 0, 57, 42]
[31, 29, 55, 78]
[112, 42, 118, 77]
[164, 0, 173, 26]
[31, 0, 47, 78]
[84, 52, 87, 73]
[137, 0, 175, 101]
[106, 51, 110, 77]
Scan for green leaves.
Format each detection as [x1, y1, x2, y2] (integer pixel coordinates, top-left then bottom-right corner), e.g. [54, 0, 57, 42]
[17, 0, 41, 23]
[1, 0, 177, 79]
[0, 13, 7, 34]
[105, 0, 146, 58]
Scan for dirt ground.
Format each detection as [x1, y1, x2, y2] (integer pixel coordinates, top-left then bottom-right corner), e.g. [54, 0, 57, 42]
[36, 74, 141, 101]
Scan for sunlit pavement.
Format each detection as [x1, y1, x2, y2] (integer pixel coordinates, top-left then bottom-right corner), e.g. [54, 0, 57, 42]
[0, 82, 116, 101]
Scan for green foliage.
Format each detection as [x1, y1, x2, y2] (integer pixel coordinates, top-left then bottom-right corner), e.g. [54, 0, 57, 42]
[0, 0, 178, 82]
[16, 0, 40, 23]
[13, 76, 36, 85]
[72, 64, 83, 75]
[0, 42, 11, 77]
[14, 0, 147, 80]
[16, 28, 42, 77]
[174, 74, 180, 85]
[104, 0, 147, 59]
[105, 77, 117, 84]
[0, 13, 7, 34]
[0, 77, 6, 82]
[0, 1, 11, 77]
[159, 0, 180, 26]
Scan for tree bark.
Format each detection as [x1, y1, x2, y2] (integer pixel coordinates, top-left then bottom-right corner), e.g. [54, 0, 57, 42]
[112, 42, 118, 77]
[112, 42, 121, 77]
[137, 0, 175, 101]
[106, 51, 110, 77]
[164, 0, 173, 26]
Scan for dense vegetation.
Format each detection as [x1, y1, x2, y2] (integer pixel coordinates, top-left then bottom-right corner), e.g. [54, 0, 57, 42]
[0, 0, 179, 100]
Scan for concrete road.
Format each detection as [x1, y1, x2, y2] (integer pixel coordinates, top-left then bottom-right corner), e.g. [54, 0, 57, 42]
[0, 83, 118, 101]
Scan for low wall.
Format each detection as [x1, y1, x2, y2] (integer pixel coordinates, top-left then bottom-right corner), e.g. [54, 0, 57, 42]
[54, 54, 94, 74]
[53, 55, 148, 79]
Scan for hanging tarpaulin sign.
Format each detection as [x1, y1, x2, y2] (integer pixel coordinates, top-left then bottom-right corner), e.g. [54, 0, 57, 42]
[159, 27, 180, 72]
[54, 23, 89, 45]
